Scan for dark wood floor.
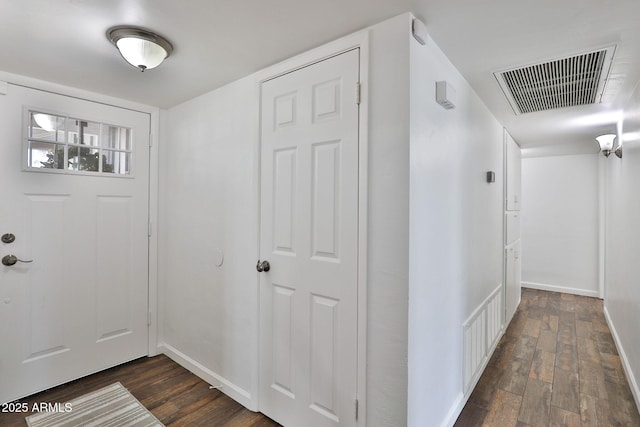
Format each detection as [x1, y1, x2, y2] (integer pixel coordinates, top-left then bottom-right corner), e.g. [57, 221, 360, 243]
[4, 289, 638, 427]
[0, 354, 280, 427]
[456, 288, 640, 427]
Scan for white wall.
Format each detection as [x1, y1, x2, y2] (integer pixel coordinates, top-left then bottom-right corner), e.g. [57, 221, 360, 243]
[521, 154, 600, 297]
[158, 77, 259, 407]
[159, 13, 508, 427]
[407, 21, 504, 427]
[604, 81, 640, 407]
[159, 14, 412, 426]
[364, 14, 410, 427]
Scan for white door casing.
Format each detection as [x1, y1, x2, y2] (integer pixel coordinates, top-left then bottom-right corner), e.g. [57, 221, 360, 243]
[504, 130, 522, 324]
[259, 49, 360, 426]
[505, 241, 522, 322]
[505, 132, 522, 211]
[0, 85, 150, 404]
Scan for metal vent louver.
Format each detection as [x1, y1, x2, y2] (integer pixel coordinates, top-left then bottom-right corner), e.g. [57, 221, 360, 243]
[494, 47, 615, 114]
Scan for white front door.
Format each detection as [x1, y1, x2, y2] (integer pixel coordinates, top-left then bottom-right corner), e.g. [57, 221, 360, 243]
[259, 49, 360, 426]
[0, 85, 150, 404]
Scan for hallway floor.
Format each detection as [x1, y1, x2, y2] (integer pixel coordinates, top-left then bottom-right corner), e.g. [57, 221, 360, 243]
[455, 288, 640, 426]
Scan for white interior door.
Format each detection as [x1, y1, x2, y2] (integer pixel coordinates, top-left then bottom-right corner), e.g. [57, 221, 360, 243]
[0, 85, 150, 404]
[259, 49, 360, 427]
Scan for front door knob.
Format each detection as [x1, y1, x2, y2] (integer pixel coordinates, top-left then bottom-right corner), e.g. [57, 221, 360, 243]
[2, 255, 33, 266]
[256, 260, 270, 272]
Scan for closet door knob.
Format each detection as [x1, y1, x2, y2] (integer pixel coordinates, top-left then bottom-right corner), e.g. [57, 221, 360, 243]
[256, 260, 270, 272]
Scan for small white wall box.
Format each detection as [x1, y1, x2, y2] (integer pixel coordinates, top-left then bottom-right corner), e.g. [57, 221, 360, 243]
[436, 81, 456, 110]
[412, 18, 428, 45]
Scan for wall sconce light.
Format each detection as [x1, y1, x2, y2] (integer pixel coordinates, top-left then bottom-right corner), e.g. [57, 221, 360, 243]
[596, 134, 622, 158]
[107, 26, 173, 72]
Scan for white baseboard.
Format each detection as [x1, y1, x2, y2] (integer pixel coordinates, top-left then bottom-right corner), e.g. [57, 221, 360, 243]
[157, 343, 256, 411]
[522, 281, 600, 298]
[603, 307, 640, 411]
[439, 392, 464, 427]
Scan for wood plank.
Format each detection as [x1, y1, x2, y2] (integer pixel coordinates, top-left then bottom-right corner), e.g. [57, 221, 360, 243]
[518, 378, 552, 425]
[593, 330, 618, 355]
[527, 294, 547, 309]
[600, 353, 626, 385]
[575, 320, 594, 338]
[580, 393, 611, 426]
[138, 372, 202, 408]
[482, 389, 522, 427]
[156, 381, 223, 425]
[512, 335, 538, 361]
[523, 318, 541, 338]
[468, 365, 501, 409]
[225, 410, 281, 427]
[560, 294, 577, 312]
[578, 359, 608, 399]
[548, 406, 580, 427]
[498, 357, 532, 395]
[170, 393, 246, 426]
[541, 313, 559, 333]
[577, 336, 600, 363]
[454, 402, 488, 427]
[529, 350, 555, 383]
[555, 343, 579, 373]
[592, 318, 610, 333]
[506, 314, 527, 338]
[557, 324, 577, 345]
[551, 368, 580, 413]
[605, 380, 640, 426]
[525, 307, 545, 320]
[545, 295, 562, 315]
[558, 311, 576, 326]
[488, 340, 516, 371]
[536, 329, 557, 353]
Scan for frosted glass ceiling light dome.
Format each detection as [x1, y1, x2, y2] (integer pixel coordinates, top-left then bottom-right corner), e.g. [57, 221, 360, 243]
[107, 27, 173, 72]
[596, 133, 616, 157]
[33, 113, 56, 132]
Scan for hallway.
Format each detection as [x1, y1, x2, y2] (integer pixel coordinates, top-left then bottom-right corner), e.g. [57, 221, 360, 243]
[455, 288, 640, 426]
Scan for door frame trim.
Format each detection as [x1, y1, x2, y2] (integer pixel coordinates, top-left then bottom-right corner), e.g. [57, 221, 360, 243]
[254, 30, 370, 426]
[0, 71, 161, 359]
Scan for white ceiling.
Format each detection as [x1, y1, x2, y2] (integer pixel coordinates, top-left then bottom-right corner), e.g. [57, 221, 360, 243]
[3, 0, 640, 154]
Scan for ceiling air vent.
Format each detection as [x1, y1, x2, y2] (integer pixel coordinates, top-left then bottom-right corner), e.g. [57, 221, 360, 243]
[494, 47, 615, 114]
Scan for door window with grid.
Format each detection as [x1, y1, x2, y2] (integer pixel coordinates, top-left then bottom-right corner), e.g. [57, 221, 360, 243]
[25, 110, 133, 176]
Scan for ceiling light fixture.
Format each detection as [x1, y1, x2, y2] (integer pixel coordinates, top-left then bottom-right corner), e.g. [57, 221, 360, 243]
[107, 26, 173, 72]
[596, 133, 622, 158]
[33, 113, 56, 132]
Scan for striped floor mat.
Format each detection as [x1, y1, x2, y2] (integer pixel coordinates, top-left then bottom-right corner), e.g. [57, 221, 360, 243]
[25, 382, 163, 427]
